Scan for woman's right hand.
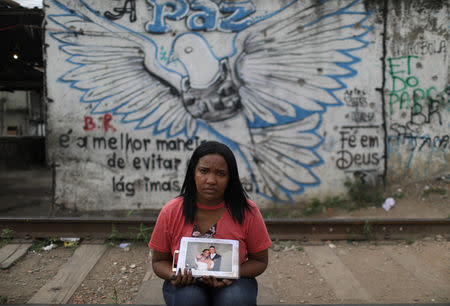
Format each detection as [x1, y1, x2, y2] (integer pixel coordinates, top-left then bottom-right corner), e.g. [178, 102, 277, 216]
[170, 268, 196, 287]
[152, 250, 195, 287]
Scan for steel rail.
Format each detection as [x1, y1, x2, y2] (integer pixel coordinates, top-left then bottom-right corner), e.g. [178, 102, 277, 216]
[0, 217, 449, 241]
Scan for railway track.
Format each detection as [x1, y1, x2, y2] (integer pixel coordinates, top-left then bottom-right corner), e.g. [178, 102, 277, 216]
[1, 217, 449, 241]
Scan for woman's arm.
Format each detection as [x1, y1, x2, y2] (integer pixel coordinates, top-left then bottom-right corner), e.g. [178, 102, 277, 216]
[239, 249, 268, 278]
[151, 250, 176, 280]
[152, 250, 195, 287]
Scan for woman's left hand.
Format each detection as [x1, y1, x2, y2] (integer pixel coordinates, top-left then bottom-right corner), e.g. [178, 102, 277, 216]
[199, 276, 233, 288]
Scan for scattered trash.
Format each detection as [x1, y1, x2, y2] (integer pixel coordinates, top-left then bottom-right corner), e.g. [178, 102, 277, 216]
[42, 243, 57, 251]
[119, 243, 130, 249]
[328, 243, 336, 249]
[129, 264, 136, 269]
[60, 237, 80, 248]
[382, 197, 395, 211]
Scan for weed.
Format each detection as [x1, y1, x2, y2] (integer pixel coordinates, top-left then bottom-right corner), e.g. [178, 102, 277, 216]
[0, 295, 7, 304]
[48, 237, 59, 244]
[124, 210, 134, 218]
[111, 287, 120, 304]
[302, 196, 347, 216]
[261, 208, 302, 219]
[1, 228, 14, 240]
[345, 179, 383, 210]
[107, 225, 120, 246]
[295, 245, 304, 252]
[423, 187, 447, 197]
[0, 228, 15, 248]
[406, 238, 415, 245]
[129, 223, 152, 244]
[323, 195, 346, 209]
[394, 191, 405, 199]
[363, 221, 373, 240]
[302, 198, 322, 216]
[29, 239, 49, 252]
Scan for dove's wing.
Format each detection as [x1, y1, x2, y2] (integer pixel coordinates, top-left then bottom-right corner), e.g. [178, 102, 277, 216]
[47, 0, 196, 137]
[238, 113, 323, 202]
[230, 0, 372, 124]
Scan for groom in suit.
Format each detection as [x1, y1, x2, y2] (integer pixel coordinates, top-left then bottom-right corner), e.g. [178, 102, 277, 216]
[209, 246, 221, 271]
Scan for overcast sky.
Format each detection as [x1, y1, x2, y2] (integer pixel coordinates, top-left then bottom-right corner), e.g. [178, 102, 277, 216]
[15, 0, 42, 8]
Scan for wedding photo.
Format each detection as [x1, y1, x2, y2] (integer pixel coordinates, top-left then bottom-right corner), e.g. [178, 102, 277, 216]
[176, 237, 239, 279]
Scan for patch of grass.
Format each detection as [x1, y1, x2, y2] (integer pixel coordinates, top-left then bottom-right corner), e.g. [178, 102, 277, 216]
[345, 179, 383, 210]
[261, 208, 303, 219]
[302, 195, 347, 216]
[323, 195, 347, 209]
[129, 223, 152, 244]
[363, 220, 373, 240]
[302, 198, 322, 216]
[29, 239, 49, 252]
[107, 225, 120, 246]
[406, 238, 415, 245]
[111, 287, 123, 304]
[423, 187, 447, 196]
[124, 209, 134, 218]
[0, 228, 15, 248]
[394, 191, 405, 199]
[262, 195, 348, 219]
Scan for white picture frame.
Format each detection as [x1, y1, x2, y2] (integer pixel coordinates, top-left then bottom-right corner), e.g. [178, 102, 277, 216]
[176, 237, 240, 279]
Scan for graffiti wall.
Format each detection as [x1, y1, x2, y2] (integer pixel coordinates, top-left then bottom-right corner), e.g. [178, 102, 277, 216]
[385, 1, 449, 183]
[44, 0, 448, 211]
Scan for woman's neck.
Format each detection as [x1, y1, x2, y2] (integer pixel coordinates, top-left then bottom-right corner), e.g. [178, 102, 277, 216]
[197, 201, 225, 210]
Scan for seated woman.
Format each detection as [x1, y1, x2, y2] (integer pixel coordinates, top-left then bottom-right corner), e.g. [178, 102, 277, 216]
[148, 140, 272, 306]
[194, 249, 214, 271]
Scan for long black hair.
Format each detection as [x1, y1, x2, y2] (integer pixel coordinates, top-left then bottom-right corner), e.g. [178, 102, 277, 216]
[180, 141, 250, 224]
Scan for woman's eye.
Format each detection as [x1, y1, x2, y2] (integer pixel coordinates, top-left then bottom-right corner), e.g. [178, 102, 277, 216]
[199, 168, 208, 173]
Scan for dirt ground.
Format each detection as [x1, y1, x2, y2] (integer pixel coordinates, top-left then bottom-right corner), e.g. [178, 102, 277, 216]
[1, 247, 75, 304]
[1, 238, 449, 304]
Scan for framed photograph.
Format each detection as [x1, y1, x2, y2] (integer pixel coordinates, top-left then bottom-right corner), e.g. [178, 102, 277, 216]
[176, 237, 240, 279]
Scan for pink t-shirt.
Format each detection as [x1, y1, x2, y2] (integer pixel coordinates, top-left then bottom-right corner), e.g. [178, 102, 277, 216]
[149, 197, 272, 264]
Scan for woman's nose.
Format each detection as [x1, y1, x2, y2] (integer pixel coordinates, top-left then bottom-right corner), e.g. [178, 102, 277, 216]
[205, 173, 216, 184]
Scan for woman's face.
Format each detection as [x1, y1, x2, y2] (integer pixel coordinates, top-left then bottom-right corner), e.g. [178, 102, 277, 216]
[203, 250, 210, 257]
[195, 154, 229, 205]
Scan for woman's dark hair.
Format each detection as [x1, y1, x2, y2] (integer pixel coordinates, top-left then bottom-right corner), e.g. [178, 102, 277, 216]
[180, 140, 250, 224]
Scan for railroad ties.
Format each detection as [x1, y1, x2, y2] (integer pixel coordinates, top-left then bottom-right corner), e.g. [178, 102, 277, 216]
[0, 218, 448, 304]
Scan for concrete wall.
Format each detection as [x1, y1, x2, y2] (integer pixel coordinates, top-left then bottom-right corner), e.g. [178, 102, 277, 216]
[44, 0, 449, 211]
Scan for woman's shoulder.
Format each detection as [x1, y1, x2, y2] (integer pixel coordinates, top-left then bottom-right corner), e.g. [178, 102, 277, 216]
[246, 198, 258, 208]
[246, 198, 261, 212]
[244, 198, 264, 219]
[159, 196, 184, 215]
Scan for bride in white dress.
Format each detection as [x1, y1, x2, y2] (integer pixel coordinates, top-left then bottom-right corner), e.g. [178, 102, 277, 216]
[195, 249, 214, 271]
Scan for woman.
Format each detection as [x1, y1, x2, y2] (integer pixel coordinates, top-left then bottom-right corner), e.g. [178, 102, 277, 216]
[149, 141, 272, 306]
[194, 249, 214, 271]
